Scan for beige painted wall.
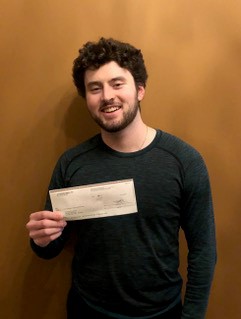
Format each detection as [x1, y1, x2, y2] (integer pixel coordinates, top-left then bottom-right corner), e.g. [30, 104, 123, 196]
[1, 1, 240, 318]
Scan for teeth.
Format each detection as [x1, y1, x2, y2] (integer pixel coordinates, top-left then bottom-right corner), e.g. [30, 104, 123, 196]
[103, 106, 120, 113]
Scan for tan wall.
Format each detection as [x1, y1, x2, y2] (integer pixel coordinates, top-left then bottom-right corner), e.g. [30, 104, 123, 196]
[1, 1, 240, 318]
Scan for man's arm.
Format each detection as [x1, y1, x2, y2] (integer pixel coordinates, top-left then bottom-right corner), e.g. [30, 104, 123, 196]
[181, 155, 217, 318]
[26, 153, 71, 259]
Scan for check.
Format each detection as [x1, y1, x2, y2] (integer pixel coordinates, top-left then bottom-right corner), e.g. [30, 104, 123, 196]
[49, 179, 138, 221]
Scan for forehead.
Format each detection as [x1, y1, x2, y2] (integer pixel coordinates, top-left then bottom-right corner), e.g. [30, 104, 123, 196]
[84, 61, 134, 84]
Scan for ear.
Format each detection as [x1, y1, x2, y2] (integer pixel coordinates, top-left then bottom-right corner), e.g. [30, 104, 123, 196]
[137, 85, 145, 101]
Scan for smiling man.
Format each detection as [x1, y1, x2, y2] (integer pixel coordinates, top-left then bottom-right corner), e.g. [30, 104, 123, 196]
[26, 38, 216, 319]
[84, 62, 144, 133]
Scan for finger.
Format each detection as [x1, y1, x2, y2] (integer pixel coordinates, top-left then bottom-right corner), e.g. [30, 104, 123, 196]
[29, 211, 64, 221]
[26, 218, 67, 231]
[30, 227, 64, 240]
[33, 231, 63, 247]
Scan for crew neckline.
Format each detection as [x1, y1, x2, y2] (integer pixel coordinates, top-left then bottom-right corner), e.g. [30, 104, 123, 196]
[98, 129, 162, 158]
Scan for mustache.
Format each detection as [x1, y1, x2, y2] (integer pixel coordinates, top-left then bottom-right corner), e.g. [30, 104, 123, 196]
[100, 98, 122, 108]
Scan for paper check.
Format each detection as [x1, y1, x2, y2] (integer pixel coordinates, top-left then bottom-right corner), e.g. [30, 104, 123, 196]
[49, 179, 138, 221]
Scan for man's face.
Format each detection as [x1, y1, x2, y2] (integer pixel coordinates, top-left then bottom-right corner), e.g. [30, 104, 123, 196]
[84, 61, 145, 132]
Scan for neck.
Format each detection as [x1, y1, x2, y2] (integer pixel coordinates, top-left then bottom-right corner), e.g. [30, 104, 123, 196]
[101, 114, 156, 152]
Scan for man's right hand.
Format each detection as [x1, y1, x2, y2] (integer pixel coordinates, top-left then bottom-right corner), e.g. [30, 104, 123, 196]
[26, 211, 67, 247]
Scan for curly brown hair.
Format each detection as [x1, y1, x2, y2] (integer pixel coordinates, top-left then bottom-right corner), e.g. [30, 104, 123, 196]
[72, 37, 148, 98]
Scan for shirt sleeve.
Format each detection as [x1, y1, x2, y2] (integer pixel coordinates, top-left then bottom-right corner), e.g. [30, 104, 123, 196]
[180, 153, 217, 318]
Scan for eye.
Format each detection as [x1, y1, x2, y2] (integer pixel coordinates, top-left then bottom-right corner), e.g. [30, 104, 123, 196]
[113, 82, 123, 89]
[89, 86, 101, 93]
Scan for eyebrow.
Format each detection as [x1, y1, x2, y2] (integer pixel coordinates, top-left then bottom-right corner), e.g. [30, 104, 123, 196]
[86, 81, 102, 89]
[110, 76, 126, 83]
[86, 76, 126, 88]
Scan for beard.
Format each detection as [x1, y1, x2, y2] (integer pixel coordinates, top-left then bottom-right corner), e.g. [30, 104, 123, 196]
[90, 97, 140, 133]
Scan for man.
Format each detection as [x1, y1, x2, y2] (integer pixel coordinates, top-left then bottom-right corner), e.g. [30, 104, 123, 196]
[26, 38, 216, 319]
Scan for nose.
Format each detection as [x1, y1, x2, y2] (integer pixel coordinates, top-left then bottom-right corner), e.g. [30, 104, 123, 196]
[101, 85, 114, 102]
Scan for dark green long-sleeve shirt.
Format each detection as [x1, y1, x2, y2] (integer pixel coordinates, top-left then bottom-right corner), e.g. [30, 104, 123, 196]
[31, 130, 216, 318]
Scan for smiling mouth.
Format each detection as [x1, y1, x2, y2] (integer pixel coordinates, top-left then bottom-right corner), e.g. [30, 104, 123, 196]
[101, 105, 121, 113]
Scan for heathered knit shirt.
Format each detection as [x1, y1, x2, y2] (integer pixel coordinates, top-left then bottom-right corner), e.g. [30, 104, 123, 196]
[31, 130, 216, 319]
